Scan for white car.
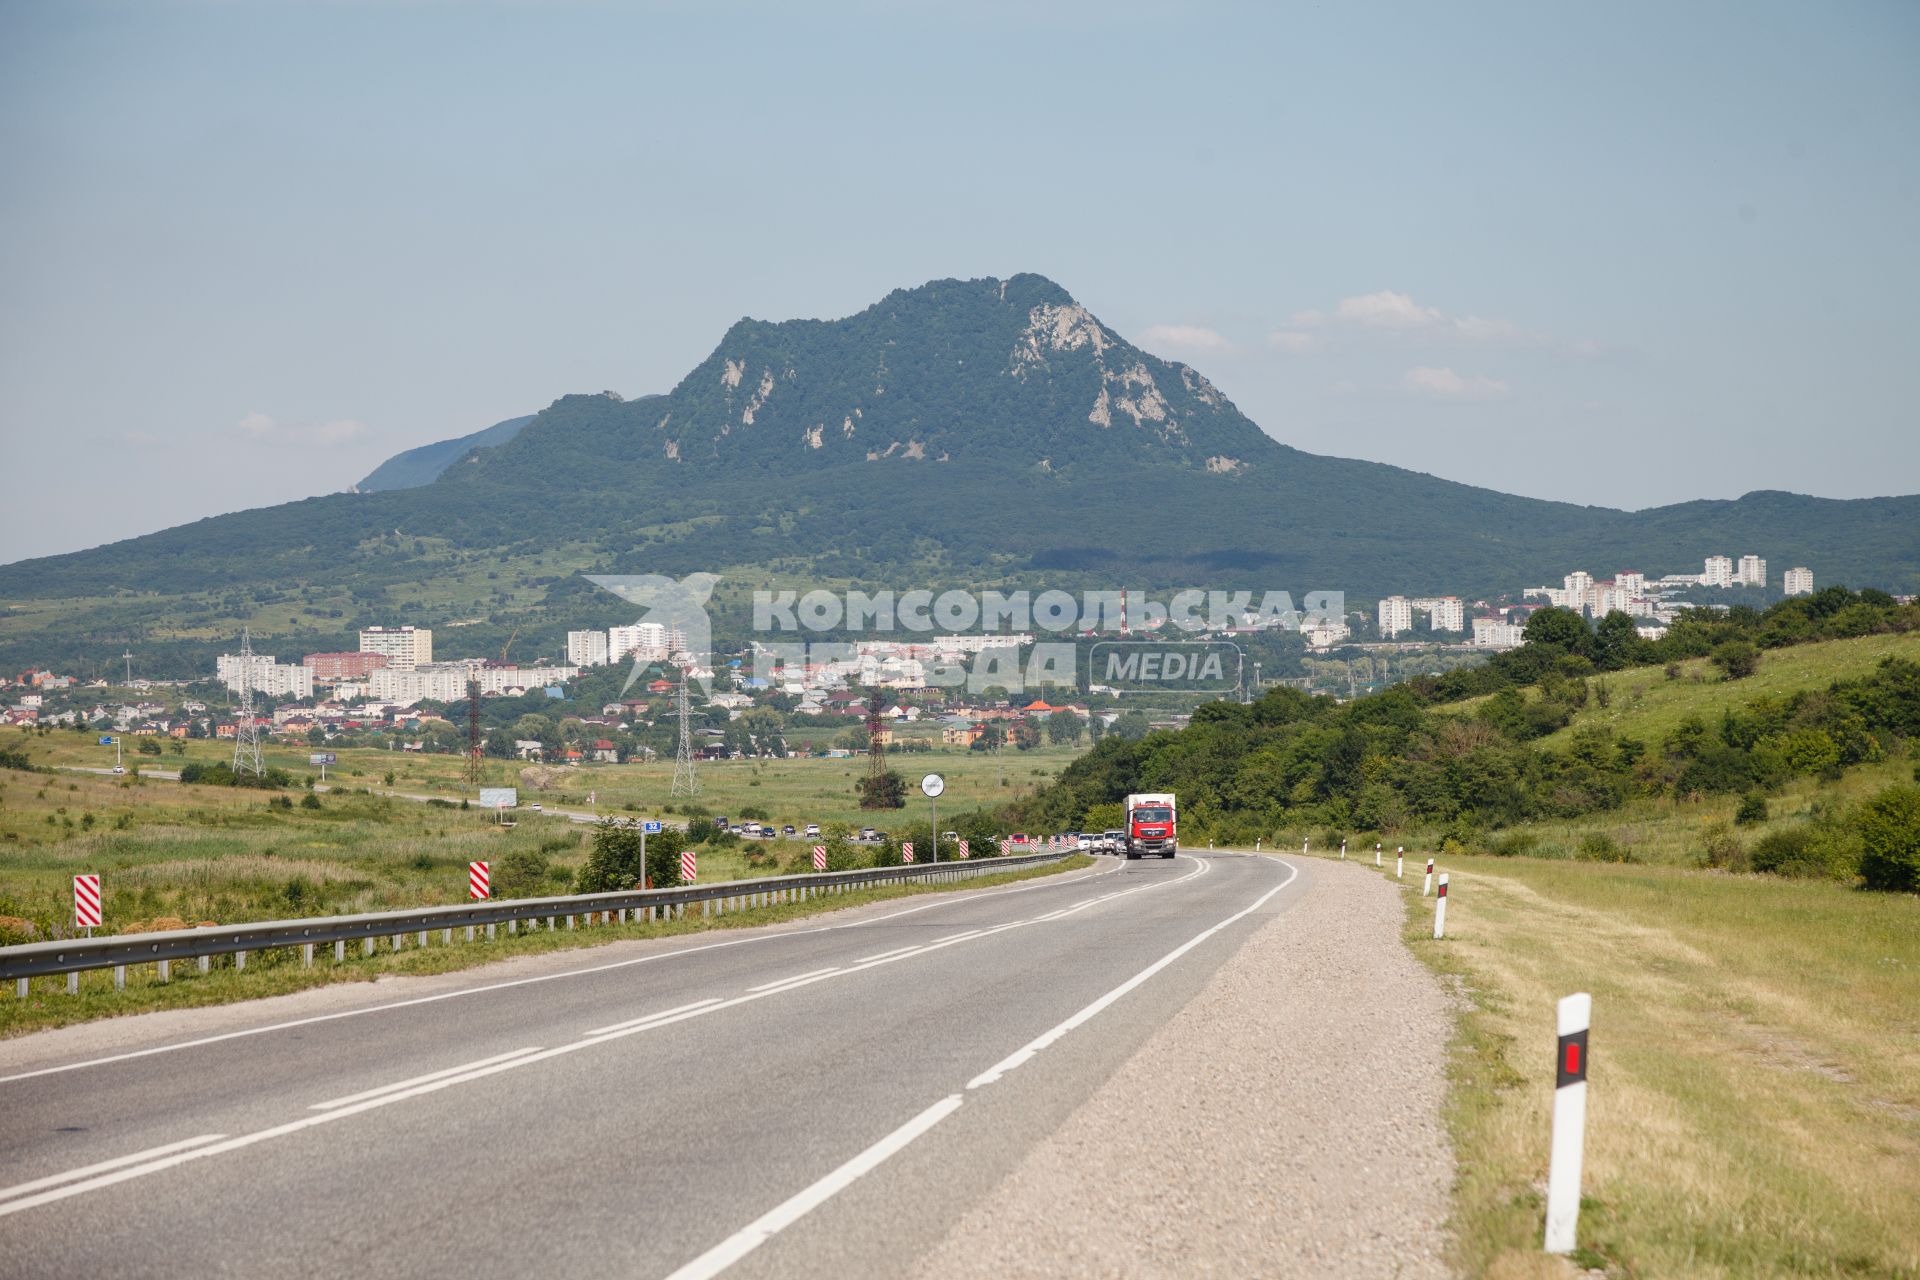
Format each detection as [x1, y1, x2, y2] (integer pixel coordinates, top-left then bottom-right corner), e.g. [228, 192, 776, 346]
[111, 765, 125, 775]
[804, 824, 821, 839]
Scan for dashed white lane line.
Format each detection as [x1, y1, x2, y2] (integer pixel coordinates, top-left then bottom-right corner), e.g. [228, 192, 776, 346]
[582, 998, 724, 1039]
[747, 968, 839, 993]
[0, 1134, 227, 1206]
[310, 1047, 545, 1111]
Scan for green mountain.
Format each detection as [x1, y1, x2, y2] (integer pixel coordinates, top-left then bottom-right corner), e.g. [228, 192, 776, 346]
[2, 273, 1916, 676]
[355, 414, 534, 491]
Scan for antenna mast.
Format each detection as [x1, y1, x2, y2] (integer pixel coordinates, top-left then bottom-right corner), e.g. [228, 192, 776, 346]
[232, 627, 264, 777]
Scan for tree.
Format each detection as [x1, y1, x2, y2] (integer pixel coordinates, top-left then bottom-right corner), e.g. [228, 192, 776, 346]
[1522, 607, 1592, 657]
[1012, 719, 1042, 751]
[1857, 785, 1920, 892]
[1710, 640, 1760, 681]
[1047, 709, 1083, 745]
[858, 769, 906, 809]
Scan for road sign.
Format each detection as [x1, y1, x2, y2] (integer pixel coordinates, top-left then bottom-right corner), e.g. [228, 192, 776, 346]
[920, 773, 944, 798]
[957, 839, 969, 859]
[97, 735, 114, 746]
[680, 850, 697, 882]
[478, 788, 518, 810]
[309, 752, 336, 766]
[469, 862, 491, 900]
[642, 820, 663, 834]
[901, 841, 914, 863]
[812, 844, 827, 870]
[74, 874, 101, 929]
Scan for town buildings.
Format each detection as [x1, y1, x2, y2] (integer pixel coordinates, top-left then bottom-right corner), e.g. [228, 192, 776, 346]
[1784, 566, 1814, 596]
[359, 625, 432, 670]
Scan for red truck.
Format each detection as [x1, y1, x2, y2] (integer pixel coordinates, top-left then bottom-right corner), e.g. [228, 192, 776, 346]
[1124, 792, 1177, 859]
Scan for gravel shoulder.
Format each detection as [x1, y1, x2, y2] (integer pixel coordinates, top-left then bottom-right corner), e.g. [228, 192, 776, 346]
[913, 855, 1456, 1279]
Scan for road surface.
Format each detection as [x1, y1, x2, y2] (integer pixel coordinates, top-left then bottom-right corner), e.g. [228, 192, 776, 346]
[0, 853, 1321, 1277]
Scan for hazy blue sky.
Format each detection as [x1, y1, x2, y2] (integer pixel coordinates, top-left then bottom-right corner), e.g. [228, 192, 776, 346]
[2, 0, 1916, 562]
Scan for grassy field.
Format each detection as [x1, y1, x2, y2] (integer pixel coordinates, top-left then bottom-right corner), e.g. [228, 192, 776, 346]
[0, 855, 1093, 1039]
[1332, 850, 1920, 1278]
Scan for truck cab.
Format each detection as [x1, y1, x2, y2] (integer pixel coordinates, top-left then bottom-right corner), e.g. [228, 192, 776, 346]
[1124, 793, 1178, 859]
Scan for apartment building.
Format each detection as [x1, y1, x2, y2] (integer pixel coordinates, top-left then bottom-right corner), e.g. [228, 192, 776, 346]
[1377, 596, 1414, 638]
[1784, 567, 1814, 596]
[358, 625, 433, 671]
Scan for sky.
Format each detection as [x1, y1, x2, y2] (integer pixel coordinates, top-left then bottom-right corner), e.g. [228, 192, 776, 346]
[2, 0, 1916, 562]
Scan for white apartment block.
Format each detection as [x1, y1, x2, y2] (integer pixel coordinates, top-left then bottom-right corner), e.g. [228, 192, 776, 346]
[567, 629, 611, 667]
[1784, 567, 1814, 596]
[1702, 556, 1734, 588]
[1302, 619, 1352, 648]
[608, 622, 682, 662]
[1737, 555, 1766, 587]
[1378, 596, 1414, 638]
[1427, 597, 1464, 632]
[1614, 571, 1645, 595]
[1472, 618, 1527, 649]
[359, 625, 433, 671]
[216, 654, 315, 700]
[367, 661, 582, 707]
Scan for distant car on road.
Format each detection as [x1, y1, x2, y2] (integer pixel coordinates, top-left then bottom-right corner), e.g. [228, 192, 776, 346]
[1008, 833, 1030, 848]
[1104, 829, 1126, 855]
[714, 817, 730, 830]
[859, 827, 877, 842]
[782, 824, 796, 836]
[1077, 834, 1097, 852]
[805, 823, 821, 839]
[111, 765, 125, 775]
[530, 803, 543, 813]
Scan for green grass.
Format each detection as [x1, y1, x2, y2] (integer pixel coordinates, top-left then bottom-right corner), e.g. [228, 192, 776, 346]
[0, 855, 1093, 1038]
[1339, 850, 1920, 1279]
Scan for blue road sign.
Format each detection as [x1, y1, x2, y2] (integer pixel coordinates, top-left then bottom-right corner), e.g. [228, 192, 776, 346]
[642, 820, 663, 834]
[98, 736, 114, 746]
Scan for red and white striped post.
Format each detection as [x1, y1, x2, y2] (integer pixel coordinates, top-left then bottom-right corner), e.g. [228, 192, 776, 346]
[680, 849, 697, 882]
[901, 841, 914, 863]
[1396, 847, 1404, 879]
[73, 874, 102, 936]
[1545, 993, 1592, 1254]
[811, 844, 827, 871]
[468, 861, 491, 900]
[957, 839, 969, 860]
[1432, 872, 1449, 938]
[1423, 858, 1434, 896]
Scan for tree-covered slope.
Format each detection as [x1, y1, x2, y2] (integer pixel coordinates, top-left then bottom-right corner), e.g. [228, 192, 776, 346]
[355, 414, 534, 492]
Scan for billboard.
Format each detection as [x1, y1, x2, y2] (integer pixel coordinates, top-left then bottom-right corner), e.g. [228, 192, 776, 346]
[478, 787, 518, 809]
[309, 752, 337, 765]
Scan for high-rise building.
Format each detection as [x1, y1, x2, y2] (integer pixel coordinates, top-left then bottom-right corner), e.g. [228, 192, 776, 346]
[1378, 596, 1414, 638]
[1563, 571, 1594, 604]
[609, 622, 684, 661]
[1428, 597, 1464, 632]
[567, 630, 610, 666]
[1783, 567, 1814, 596]
[1472, 617, 1526, 649]
[358, 625, 432, 671]
[1614, 571, 1645, 596]
[1737, 555, 1766, 587]
[304, 652, 389, 681]
[1702, 556, 1734, 588]
[216, 653, 315, 699]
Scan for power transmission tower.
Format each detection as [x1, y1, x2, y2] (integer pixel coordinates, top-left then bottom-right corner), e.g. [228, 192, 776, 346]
[865, 686, 888, 787]
[464, 677, 484, 788]
[232, 627, 265, 778]
[121, 650, 134, 686]
[670, 674, 698, 797]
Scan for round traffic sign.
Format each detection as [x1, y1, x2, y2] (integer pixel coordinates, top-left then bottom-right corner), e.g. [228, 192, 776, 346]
[920, 773, 945, 798]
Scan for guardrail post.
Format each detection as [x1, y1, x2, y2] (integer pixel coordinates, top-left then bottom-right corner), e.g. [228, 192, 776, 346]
[618, 908, 627, 925]
[507, 920, 517, 935]
[390, 935, 401, 951]
[418, 931, 428, 947]
[235, 950, 247, 971]
[301, 944, 313, 968]
[443, 928, 453, 944]
[198, 955, 210, 974]
[67, 971, 78, 995]
[486, 923, 496, 940]
[566, 915, 575, 930]
[15, 977, 25, 999]
[114, 965, 126, 990]
[363, 937, 376, 957]
[157, 959, 170, 983]
[335, 940, 345, 963]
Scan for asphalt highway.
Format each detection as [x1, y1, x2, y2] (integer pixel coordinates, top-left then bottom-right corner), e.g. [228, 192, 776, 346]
[0, 851, 1309, 1278]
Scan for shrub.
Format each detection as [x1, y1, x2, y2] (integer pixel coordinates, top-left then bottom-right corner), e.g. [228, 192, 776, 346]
[1751, 820, 1860, 881]
[1488, 830, 1540, 858]
[1734, 792, 1769, 826]
[495, 848, 556, 898]
[1711, 640, 1760, 681]
[1857, 785, 1920, 892]
[1699, 823, 1747, 871]
[1577, 832, 1632, 863]
[300, 793, 322, 810]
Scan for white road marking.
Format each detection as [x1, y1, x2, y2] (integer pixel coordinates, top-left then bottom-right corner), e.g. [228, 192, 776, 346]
[0, 857, 1119, 1087]
[581, 998, 724, 1039]
[661, 1095, 965, 1280]
[0, 1134, 226, 1204]
[967, 857, 1299, 1090]
[747, 968, 838, 993]
[854, 944, 921, 964]
[309, 1047, 545, 1110]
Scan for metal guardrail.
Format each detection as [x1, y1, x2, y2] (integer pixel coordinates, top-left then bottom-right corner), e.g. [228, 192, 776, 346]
[1, 852, 1071, 991]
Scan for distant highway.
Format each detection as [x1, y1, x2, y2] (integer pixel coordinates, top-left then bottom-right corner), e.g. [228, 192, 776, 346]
[0, 853, 1305, 1277]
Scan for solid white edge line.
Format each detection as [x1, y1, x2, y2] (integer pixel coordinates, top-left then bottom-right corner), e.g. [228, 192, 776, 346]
[0, 1133, 227, 1204]
[0, 857, 1119, 1088]
[308, 1047, 544, 1110]
[967, 856, 1299, 1090]
[581, 997, 725, 1039]
[660, 1095, 965, 1280]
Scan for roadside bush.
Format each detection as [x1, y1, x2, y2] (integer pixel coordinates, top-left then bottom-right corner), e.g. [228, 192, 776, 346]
[1856, 785, 1920, 893]
[495, 848, 560, 898]
[1699, 822, 1747, 872]
[1751, 820, 1860, 881]
[299, 793, 322, 810]
[1488, 831, 1541, 858]
[1577, 832, 1633, 863]
[1711, 640, 1760, 681]
[1734, 792, 1769, 826]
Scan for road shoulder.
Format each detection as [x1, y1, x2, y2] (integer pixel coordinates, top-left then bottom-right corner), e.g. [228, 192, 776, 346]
[912, 855, 1456, 1279]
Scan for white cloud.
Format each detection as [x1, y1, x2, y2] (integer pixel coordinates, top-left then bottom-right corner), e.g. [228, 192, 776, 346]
[1266, 330, 1315, 354]
[1404, 366, 1510, 401]
[236, 411, 369, 447]
[1291, 290, 1559, 350]
[1139, 324, 1231, 352]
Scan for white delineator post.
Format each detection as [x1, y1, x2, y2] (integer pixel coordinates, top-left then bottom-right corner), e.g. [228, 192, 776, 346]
[1423, 858, 1434, 897]
[1432, 873, 1449, 938]
[1375, 842, 1382, 867]
[1396, 847, 1404, 879]
[1339, 839, 1346, 860]
[1545, 993, 1592, 1255]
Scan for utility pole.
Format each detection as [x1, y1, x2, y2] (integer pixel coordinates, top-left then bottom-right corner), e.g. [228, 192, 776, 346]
[121, 650, 133, 687]
[671, 674, 698, 797]
[232, 628, 264, 778]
